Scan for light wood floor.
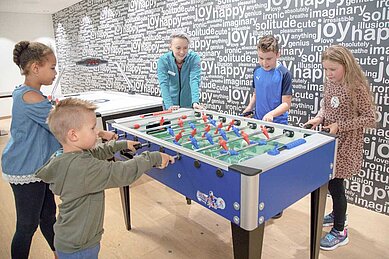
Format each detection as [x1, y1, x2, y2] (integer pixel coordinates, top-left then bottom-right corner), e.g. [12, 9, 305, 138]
[1, 118, 388, 259]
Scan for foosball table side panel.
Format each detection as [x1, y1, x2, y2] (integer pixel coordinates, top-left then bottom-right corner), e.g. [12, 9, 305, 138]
[257, 140, 337, 221]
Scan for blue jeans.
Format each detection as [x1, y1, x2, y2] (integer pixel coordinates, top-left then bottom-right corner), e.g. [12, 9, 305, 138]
[57, 243, 100, 259]
[10, 181, 57, 259]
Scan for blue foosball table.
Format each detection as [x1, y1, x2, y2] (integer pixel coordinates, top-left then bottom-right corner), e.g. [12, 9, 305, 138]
[107, 108, 338, 259]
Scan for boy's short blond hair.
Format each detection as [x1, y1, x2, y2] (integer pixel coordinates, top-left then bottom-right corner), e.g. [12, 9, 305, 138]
[47, 98, 97, 143]
[257, 35, 279, 53]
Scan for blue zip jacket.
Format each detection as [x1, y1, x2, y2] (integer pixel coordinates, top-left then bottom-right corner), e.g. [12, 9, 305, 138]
[1, 85, 60, 183]
[157, 50, 201, 109]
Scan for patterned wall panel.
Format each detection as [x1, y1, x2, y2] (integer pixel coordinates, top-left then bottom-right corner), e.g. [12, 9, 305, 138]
[52, 0, 389, 215]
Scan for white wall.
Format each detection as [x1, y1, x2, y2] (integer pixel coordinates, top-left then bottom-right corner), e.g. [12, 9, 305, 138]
[0, 12, 56, 118]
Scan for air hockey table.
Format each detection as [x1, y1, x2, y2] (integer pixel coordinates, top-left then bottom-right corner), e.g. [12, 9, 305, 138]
[60, 91, 163, 131]
[107, 108, 338, 259]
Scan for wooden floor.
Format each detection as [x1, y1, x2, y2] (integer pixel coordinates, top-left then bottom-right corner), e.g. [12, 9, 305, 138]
[1, 118, 388, 259]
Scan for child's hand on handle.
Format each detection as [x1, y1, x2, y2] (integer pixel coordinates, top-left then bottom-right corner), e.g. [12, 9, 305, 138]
[323, 122, 339, 134]
[192, 103, 204, 110]
[303, 117, 323, 130]
[240, 110, 253, 118]
[168, 105, 180, 111]
[98, 130, 118, 140]
[157, 153, 175, 169]
[263, 112, 274, 122]
[126, 141, 141, 152]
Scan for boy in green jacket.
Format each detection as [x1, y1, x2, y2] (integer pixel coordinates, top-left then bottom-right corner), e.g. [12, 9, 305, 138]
[35, 98, 174, 258]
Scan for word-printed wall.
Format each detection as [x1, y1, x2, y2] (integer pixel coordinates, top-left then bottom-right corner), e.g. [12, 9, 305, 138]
[53, 0, 388, 215]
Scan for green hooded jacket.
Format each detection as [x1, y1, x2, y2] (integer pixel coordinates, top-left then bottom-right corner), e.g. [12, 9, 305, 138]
[35, 140, 162, 253]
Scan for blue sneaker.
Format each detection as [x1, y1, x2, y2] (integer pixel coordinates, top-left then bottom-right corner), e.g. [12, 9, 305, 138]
[323, 212, 348, 227]
[320, 228, 349, 250]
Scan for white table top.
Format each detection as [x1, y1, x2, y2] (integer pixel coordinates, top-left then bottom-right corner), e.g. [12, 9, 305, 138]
[61, 91, 163, 116]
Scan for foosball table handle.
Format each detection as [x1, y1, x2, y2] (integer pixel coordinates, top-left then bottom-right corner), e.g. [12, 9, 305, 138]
[172, 153, 181, 161]
[267, 138, 307, 156]
[133, 142, 150, 150]
[119, 143, 150, 159]
[304, 124, 330, 133]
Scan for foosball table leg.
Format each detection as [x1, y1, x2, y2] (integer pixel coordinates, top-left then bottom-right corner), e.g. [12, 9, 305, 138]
[310, 183, 328, 259]
[120, 185, 132, 230]
[185, 196, 192, 205]
[231, 222, 265, 259]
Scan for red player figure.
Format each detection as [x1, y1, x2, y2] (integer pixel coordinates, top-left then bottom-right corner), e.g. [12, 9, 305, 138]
[141, 110, 172, 118]
[175, 130, 184, 142]
[219, 137, 228, 151]
[202, 113, 208, 122]
[160, 116, 165, 126]
[202, 124, 211, 137]
[178, 118, 184, 128]
[241, 130, 250, 145]
[191, 128, 197, 137]
[181, 114, 187, 119]
[214, 122, 223, 134]
[260, 125, 270, 139]
[226, 119, 235, 131]
[133, 124, 140, 129]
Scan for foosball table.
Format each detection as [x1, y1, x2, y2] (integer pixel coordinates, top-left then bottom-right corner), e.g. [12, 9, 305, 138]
[107, 108, 338, 259]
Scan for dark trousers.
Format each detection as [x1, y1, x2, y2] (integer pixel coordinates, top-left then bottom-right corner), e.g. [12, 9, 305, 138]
[328, 178, 347, 231]
[10, 181, 56, 259]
